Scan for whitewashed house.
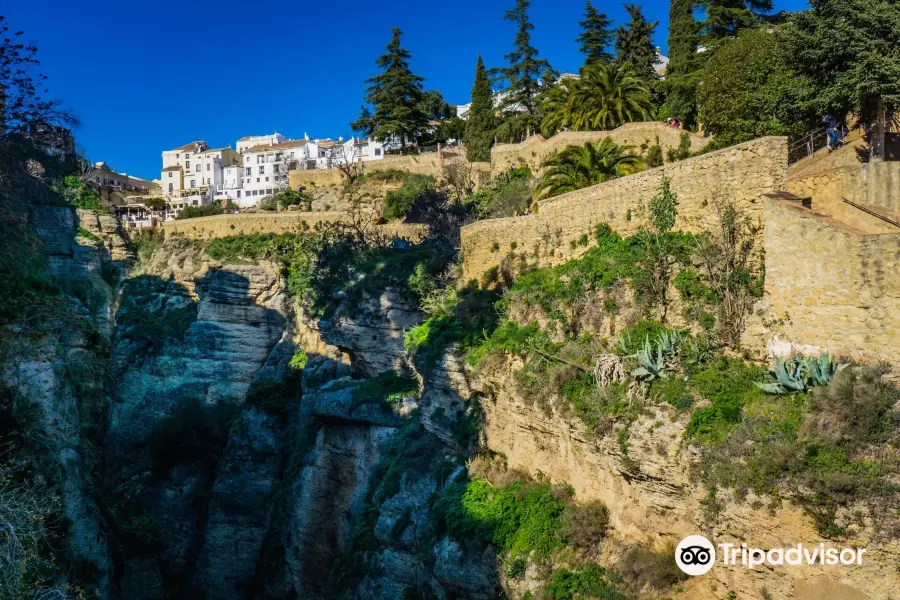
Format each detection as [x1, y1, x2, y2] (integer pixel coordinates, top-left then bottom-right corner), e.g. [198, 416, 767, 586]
[239, 140, 307, 205]
[341, 137, 385, 163]
[236, 133, 286, 153]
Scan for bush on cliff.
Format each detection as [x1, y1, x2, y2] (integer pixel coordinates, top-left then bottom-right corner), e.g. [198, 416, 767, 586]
[175, 204, 224, 219]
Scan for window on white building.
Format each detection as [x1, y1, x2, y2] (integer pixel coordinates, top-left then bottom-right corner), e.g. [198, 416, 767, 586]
[245, 167, 251, 176]
[195, 165, 201, 173]
[237, 191, 241, 197]
[257, 155, 264, 164]
[186, 161, 190, 170]
[207, 164, 210, 171]
[256, 178, 260, 183]
[185, 153, 190, 158]
[168, 183, 173, 192]
[246, 156, 251, 163]
[190, 180, 196, 188]
[258, 166, 264, 175]
[375, 149, 381, 156]
[168, 172, 173, 178]
[265, 177, 269, 182]
[266, 188, 273, 195]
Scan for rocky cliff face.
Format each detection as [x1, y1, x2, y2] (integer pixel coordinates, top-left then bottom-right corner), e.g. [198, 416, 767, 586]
[476, 359, 900, 600]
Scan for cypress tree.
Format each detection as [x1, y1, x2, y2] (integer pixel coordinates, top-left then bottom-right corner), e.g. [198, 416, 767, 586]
[665, 0, 700, 122]
[354, 27, 428, 151]
[464, 56, 495, 162]
[614, 4, 659, 85]
[493, 0, 555, 121]
[576, 1, 615, 67]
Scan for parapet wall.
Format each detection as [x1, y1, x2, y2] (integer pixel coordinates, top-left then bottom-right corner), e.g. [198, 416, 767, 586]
[162, 212, 427, 242]
[489, 122, 709, 175]
[763, 194, 900, 365]
[460, 136, 787, 283]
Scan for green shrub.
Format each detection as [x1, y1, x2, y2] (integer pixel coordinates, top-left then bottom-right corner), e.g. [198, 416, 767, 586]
[454, 478, 566, 559]
[130, 229, 165, 264]
[685, 356, 767, 442]
[546, 563, 627, 600]
[60, 175, 101, 210]
[383, 174, 437, 220]
[176, 204, 224, 219]
[618, 543, 688, 590]
[350, 372, 419, 411]
[465, 167, 533, 219]
[205, 234, 275, 263]
[288, 349, 309, 370]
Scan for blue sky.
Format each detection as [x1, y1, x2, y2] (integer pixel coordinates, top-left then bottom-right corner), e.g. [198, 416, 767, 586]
[5, 0, 809, 180]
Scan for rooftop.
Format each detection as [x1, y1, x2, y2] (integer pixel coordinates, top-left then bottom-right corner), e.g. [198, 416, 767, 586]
[245, 139, 308, 152]
[162, 166, 182, 172]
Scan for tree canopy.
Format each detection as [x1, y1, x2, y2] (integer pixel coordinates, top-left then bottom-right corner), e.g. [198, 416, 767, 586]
[351, 28, 428, 150]
[492, 0, 556, 140]
[697, 27, 815, 147]
[703, 0, 774, 41]
[663, 0, 700, 124]
[781, 0, 900, 158]
[535, 138, 645, 199]
[576, 1, 615, 67]
[614, 4, 660, 85]
[464, 56, 496, 162]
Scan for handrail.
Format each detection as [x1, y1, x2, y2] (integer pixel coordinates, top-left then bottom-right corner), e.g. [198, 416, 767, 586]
[842, 198, 900, 229]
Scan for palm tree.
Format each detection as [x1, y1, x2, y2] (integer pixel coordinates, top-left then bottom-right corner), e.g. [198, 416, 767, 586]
[539, 79, 576, 137]
[570, 63, 654, 131]
[534, 138, 645, 199]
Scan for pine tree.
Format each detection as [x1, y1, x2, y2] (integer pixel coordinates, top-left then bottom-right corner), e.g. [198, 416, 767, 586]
[703, 0, 773, 41]
[614, 4, 659, 85]
[665, 0, 700, 123]
[576, 1, 615, 66]
[464, 56, 495, 162]
[492, 0, 556, 138]
[354, 27, 427, 151]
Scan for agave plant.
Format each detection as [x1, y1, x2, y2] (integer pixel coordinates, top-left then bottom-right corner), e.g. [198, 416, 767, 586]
[630, 335, 667, 381]
[755, 354, 848, 394]
[685, 340, 711, 367]
[656, 329, 684, 359]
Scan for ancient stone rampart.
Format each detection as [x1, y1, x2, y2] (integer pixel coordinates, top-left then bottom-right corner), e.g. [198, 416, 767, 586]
[763, 193, 900, 365]
[489, 122, 709, 175]
[460, 136, 787, 283]
[162, 212, 427, 241]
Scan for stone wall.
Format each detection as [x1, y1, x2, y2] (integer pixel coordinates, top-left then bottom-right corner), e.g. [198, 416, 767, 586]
[763, 193, 900, 365]
[460, 136, 788, 283]
[290, 153, 492, 190]
[489, 122, 709, 175]
[162, 211, 427, 241]
[787, 161, 900, 234]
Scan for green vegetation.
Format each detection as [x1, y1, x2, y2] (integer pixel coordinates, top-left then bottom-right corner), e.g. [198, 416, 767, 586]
[464, 56, 496, 162]
[464, 167, 533, 219]
[492, 0, 557, 143]
[614, 4, 658, 85]
[535, 139, 645, 199]
[351, 27, 428, 151]
[116, 276, 198, 356]
[576, 1, 615, 66]
[382, 173, 438, 220]
[175, 204, 225, 219]
[76, 226, 102, 245]
[547, 563, 627, 600]
[260, 188, 313, 211]
[697, 28, 814, 148]
[246, 378, 300, 415]
[350, 371, 419, 412]
[59, 175, 101, 210]
[540, 63, 654, 137]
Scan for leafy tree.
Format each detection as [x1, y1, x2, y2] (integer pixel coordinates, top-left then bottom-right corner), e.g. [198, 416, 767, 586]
[614, 4, 659, 85]
[434, 116, 466, 143]
[781, 0, 900, 160]
[697, 28, 815, 147]
[353, 28, 428, 151]
[567, 63, 654, 131]
[534, 138, 645, 199]
[576, 1, 615, 66]
[703, 0, 773, 41]
[420, 90, 454, 121]
[492, 0, 557, 140]
[464, 56, 496, 162]
[664, 0, 700, 124]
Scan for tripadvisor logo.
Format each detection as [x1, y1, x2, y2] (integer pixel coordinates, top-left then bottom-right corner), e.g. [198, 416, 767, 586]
[675, 535, 868, 575]
[675, 535, 716, 576]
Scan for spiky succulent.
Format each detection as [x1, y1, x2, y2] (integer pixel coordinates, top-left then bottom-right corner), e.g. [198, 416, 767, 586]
[630, 335, 668, 380]
[755, 354, 849, 394]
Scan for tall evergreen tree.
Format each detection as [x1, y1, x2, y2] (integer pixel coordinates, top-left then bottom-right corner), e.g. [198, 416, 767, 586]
[576, 1, 615, 66]
[703, 0, 773, 41]
[492, 0, 556, 139]
[351, 28, 427, 151]
[782, 0, 900, 160]
[665, 0, 700, 122]
[464, 56, 495, 162]
[614, 4, 659, 85]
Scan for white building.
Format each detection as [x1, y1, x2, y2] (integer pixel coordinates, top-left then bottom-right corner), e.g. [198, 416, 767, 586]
[215, 164, 245, 205]
[341, 137, 385, 163]
[239, 139, 309, 206]
[236, 132, 287, 153]
[160, 140, 240, 198]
